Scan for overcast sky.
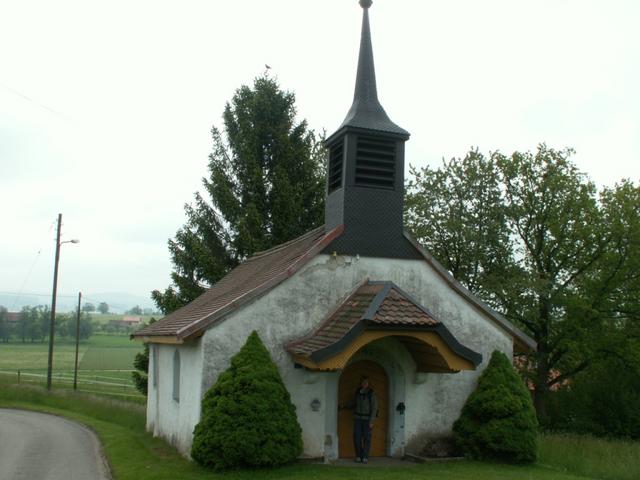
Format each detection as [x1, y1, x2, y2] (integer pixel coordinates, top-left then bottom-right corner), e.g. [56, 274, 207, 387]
[1, 0, 638, 306]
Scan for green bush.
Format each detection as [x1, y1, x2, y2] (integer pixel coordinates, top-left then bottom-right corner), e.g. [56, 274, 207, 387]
[453, 350, 538, 463]
[191, 331, 303, 470]
[546, 357, 640, 439]
[131, 344, 149, 396]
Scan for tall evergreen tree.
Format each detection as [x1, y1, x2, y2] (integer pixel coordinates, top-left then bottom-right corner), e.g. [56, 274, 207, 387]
[153, 76, 325, 314]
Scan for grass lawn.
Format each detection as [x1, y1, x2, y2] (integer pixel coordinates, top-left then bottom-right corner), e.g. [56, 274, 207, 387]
[0, 334, 141, 371]
[0, 340, 90, 371]
[0, 384, 625, 480]
[79, 335, 142, 371]
[539, 433, 640, 480]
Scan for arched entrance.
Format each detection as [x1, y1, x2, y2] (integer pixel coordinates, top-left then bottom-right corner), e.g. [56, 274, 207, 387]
[338, 360, 389, 458]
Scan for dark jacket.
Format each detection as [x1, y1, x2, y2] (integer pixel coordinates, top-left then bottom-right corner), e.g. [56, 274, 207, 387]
[354, 388, 378, 425]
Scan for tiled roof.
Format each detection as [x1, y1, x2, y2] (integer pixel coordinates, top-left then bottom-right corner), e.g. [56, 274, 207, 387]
[134, 225, 342, 340]
[133, 224, 535, 353]
[287, 281, 439, 359]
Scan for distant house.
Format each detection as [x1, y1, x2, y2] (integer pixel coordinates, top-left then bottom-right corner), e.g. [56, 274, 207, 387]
[6, 312, 21, 323]
[121, 316, 142, 326]
[109, 316, 142, 329]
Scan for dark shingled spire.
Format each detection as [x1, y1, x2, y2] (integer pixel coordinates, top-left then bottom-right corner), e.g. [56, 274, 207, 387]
[322, 0, 419, 260]
[337, 0, 409, 137]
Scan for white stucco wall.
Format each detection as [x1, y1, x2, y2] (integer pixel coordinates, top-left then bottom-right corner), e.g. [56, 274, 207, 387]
[192, 253, 514, 459]
[148, 252, 516, 458]
[146, 340, 203, 455]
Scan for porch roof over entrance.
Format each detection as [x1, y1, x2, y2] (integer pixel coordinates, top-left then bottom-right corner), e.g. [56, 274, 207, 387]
[285, 281, 482, 373]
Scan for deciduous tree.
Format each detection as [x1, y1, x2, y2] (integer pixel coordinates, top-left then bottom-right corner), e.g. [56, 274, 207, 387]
[97, 302, 109, 314]
[406, 145, 640, 419]
[0, 306, 10, 342]
[82, 303, 96, 313]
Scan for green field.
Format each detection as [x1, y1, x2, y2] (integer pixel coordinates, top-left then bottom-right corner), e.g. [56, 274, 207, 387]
[0, 334, 145, 401]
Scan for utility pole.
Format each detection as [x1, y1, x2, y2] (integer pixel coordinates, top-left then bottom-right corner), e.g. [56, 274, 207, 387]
[73, 291, 82, 391]
[46, 213, 62, 391]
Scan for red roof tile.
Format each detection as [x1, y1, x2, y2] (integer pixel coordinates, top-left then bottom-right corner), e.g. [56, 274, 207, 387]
[286, 281, 439, 358]
[134, 226, 342, 340]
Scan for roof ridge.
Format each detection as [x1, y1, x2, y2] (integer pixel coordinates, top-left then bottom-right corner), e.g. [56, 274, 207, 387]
[361, 281, 392, 320]
[249, 226, 325, 260]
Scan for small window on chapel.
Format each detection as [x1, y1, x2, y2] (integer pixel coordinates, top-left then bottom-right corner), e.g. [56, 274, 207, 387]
[152, 345, 159, 388]
[172, 349, 180, 402]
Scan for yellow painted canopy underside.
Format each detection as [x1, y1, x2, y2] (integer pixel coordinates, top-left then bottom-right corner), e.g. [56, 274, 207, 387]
[293, 330, 476, 373]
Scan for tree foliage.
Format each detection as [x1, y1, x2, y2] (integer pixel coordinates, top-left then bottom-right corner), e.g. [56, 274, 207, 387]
[405, 149, 512, 299]
[97, 302, 109, 314]
[406, 145, 640, 419]
[131, 318, 156, 396]
[153, 76, 325, 314]
[0, 306, 9, 343]
[17, 305, 49, 342]
[547, 353, 640, 439]
[82, 302, 96, 313]
[126, 305, 143, 315]
[191, 331, 302, 470]
[453, 351, 538, 463]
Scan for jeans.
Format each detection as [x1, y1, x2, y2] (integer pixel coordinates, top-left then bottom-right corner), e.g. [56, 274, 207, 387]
[353, 418, 372, 459]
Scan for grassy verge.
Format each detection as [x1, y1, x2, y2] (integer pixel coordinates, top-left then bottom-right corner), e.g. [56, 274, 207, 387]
[0, 384, 602, 480]
[539, 433, 640, 480]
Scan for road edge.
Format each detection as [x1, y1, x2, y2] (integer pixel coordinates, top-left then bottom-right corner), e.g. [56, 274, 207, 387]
[0, 407, 113, 480]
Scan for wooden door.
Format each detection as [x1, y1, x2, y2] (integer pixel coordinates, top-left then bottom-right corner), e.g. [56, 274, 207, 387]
[338, 360, 388, 458]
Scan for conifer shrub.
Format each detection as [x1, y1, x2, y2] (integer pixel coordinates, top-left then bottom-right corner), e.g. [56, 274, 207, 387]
[191, 331, 303, 469]
[453, 350, 538, 463]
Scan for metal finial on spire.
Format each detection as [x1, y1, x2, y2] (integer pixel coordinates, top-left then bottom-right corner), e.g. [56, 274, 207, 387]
[359, 0, 372, 9]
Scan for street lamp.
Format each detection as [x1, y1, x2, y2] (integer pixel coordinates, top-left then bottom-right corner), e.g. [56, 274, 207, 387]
[46, 213, 79, 391]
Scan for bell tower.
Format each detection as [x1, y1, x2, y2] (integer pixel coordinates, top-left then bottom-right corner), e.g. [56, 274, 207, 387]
[324, 0, 420, 259]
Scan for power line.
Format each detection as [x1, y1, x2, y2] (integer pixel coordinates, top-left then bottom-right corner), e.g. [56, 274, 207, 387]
[10, 218, 56, 310]
[0, 290, 156, 313]
[0, 82, 70, 122]
[1, 291, 78, 299]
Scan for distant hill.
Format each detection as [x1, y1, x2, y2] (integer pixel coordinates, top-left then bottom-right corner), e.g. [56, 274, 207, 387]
[0, 291, 156, 314]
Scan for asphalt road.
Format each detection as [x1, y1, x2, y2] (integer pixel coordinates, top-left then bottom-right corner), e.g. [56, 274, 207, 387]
[0, 408, 110, 480]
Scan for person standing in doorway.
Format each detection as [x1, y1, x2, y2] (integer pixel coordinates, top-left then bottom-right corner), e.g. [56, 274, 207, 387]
[353, 375, 378, 463]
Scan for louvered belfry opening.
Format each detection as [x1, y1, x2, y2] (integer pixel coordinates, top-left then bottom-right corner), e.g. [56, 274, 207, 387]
[355, 135, 395, 189]
[328, 140, 344, 193]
